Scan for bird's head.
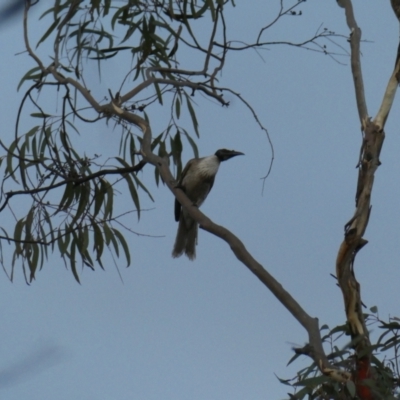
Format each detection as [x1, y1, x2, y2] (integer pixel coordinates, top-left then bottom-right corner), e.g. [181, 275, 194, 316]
[215, 149, 244, 162]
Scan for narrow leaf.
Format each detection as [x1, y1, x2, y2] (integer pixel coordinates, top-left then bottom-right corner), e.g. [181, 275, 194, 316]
[37, 18, 61, 48]
[70, 241, 81, 284]
[123, 174, 141, 220]
[112, 228, 131, 267]
[17, 67, 42, 91]
[154, 81, 163, 105]
[185, 96, 199, 137]
[175, 97, 181, 119]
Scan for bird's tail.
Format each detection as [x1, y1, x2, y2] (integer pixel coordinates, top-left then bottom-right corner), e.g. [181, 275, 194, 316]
[185, 221, 197, 260]
[172, 216, 197, 260]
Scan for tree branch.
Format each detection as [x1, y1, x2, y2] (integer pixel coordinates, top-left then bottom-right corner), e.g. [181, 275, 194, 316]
[154, 138, 351, 382]
[374, 33, 400, 129]
[103, 105, 351, 382]
[339, 0, 369, 126]
[334, 1, 393, 396]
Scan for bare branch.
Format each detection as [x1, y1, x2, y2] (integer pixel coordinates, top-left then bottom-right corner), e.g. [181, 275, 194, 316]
[339, 0, 369, 125]
[217, 86, 274, 184]
[203, 3, 220, 74]
[374, 36, 400, 129]
[257, 0, 305, 43]
[23, 2, 46, 72]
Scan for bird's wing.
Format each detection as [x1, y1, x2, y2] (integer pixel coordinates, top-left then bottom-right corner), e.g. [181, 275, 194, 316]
[196, 176, 215, 207]
[208, 177, 215, 194]
[174, 158, 195, 221]
[174, 198, 181, 222]
[177, 159, 195, 186]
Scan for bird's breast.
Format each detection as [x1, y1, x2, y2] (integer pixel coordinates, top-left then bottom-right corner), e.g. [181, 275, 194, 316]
[196, 156, 220, 176]
[181, 158, 219, 206]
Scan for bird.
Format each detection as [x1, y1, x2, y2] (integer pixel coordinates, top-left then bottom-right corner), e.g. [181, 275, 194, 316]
[172, 149, 244, 260]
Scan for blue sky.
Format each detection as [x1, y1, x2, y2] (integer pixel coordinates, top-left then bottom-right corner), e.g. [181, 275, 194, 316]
[1, 1, 400, 399]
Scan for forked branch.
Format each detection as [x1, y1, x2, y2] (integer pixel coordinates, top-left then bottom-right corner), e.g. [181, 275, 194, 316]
[334, 0, 400, 396]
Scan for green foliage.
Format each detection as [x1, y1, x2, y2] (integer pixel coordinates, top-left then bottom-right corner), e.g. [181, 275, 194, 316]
[1, 0, 338, 285]
[283, 311, 400, 399]
[3, 0, 225, 282]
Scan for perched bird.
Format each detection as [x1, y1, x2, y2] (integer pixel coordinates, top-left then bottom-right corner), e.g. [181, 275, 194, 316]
[172, 149, 244, 260]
